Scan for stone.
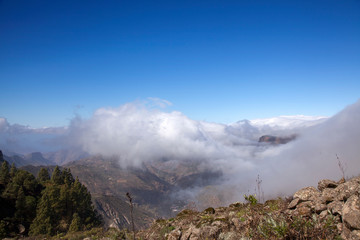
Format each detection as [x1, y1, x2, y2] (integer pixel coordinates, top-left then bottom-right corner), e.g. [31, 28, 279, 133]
[293, 187, 320, 201]
[341, 226, 353, 240]
[351, 230, 360, 239]
[318, 179, 338, 191]
[188, 227, 201, 240]
[319, 210, 328, 219]
[17, 224, 25, 234]
[295, 202, 312, 216]
[321, 188, 337, 203]
[168, 228, 182, 240]
[335, 179, 360, 201]
[342, 195, 360, 230]
[328, 201, 344, 216]
[337, 223, 343, 232]
[313, 199, 327, 213]
[288, 198, 300, 209]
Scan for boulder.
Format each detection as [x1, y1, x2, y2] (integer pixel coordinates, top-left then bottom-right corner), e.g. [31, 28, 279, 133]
[288, 198, 300, 209]
[343, 195, 360, 230]
[335, 178, 360, 201]
[321, 188, 337, 203]
[317, 179, 338, 191]
[293, 187, 320, 201]
[327, 201, 344, 216]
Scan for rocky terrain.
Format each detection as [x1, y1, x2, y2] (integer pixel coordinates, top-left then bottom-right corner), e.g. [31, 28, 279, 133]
[138, 176, 360, 240]
[20, 155, 223, 231]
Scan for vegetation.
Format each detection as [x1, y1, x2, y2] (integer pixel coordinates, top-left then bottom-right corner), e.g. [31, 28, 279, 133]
[0, 161, 101, 238]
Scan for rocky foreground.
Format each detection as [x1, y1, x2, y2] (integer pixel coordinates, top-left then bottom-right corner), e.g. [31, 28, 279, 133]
[137, 176, 360, 240]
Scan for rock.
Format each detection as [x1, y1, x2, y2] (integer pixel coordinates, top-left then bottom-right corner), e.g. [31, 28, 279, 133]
[341, 226, 353, 240]
[342, 195, 360, 230]
[318, 179, 338, 191]
[288, 198, 300, 209]
[321, 188, 337, 203]
[218, 231, 242, 240]
[189, 227, 201, 240]
[168, 228, 182, 240]
[337, 223, 343, 232]
[335, 178, 360, 201]
[328, 201, 344, 216]
[338, 177, 346, 184]
[199, 225, 220, 238]
[313, 199, 327, 213]
[204, 207, 215, 214]
[258, 135, 296, 144]
[352, 230, 360, 239]
[341, 226, 360, 240]
[293, 187, 320, 201]
[18, 224, 25, 234]
[295, 202, 312, 216]
[319, 210, 328, 219]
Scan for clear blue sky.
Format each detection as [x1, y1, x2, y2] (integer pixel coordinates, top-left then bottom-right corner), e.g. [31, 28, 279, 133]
[1, 0, 359, 128]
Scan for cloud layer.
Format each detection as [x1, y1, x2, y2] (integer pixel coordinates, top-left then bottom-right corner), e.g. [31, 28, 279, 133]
[2, 98, 360, 205]
[66, 99, 360, 203]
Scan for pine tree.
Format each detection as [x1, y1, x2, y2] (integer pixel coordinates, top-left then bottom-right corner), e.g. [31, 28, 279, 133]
[15, 187, 26, 222]
[68, 212, 81, 232]
[29, 193, 54, 236]
[51, 166, 63, 185]
[10, 163, 17, 178]
[38, 168, 50, 183]
[62, 168, 74, 186]
[0, 160, 10, 185]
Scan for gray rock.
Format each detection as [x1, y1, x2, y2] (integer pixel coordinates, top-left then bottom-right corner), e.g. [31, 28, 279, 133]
[293, 187, 320, 201]
[318, 179, 338, 191]
[335, 178, 360, 201]
[342, 195, 360, 230]
[328, 201, 344, 216]
[313, 199, 327, 213]
[295, 202, 312, 216]
[288, 198, 300, 209]
[321, 188, 337, 203]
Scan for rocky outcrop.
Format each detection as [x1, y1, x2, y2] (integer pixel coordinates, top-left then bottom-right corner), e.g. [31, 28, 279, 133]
[258, 134, 297, 144]
[287, 176, 360, 239]
[138, 176, 360, 240]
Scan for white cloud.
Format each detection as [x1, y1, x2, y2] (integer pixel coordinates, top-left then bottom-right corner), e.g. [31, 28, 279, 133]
[67, 98, 360, 205]
[2, 98, 360, 206]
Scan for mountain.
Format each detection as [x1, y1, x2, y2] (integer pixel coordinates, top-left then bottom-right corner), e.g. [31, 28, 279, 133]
[258, 134, 297, 144]
[22, 155, 222, 230]
[43, 149, 89, 165]
[3, 152, 54, 167]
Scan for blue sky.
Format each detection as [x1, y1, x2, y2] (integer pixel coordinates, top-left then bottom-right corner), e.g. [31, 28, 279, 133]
[0, 0, 359, 128]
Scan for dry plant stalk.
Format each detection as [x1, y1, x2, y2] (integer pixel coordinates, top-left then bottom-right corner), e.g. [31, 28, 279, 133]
[336, 154, 346, 181]
[256, 174, 265, 203]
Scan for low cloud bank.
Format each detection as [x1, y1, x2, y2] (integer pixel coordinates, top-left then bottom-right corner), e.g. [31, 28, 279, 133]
[0, 118, 65, 154]
[2, 98, 360, 204]
[67, 99, 360, 203]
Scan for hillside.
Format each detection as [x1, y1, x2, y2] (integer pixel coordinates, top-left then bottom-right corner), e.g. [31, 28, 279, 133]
[20, 155, 223, 230]
[12, 175, 359, 240]
[137, 176, 360, 240]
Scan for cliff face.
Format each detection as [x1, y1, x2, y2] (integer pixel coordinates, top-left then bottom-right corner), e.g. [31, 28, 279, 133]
[138, 176, 360, 240]
[259, 134, 297, 144]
